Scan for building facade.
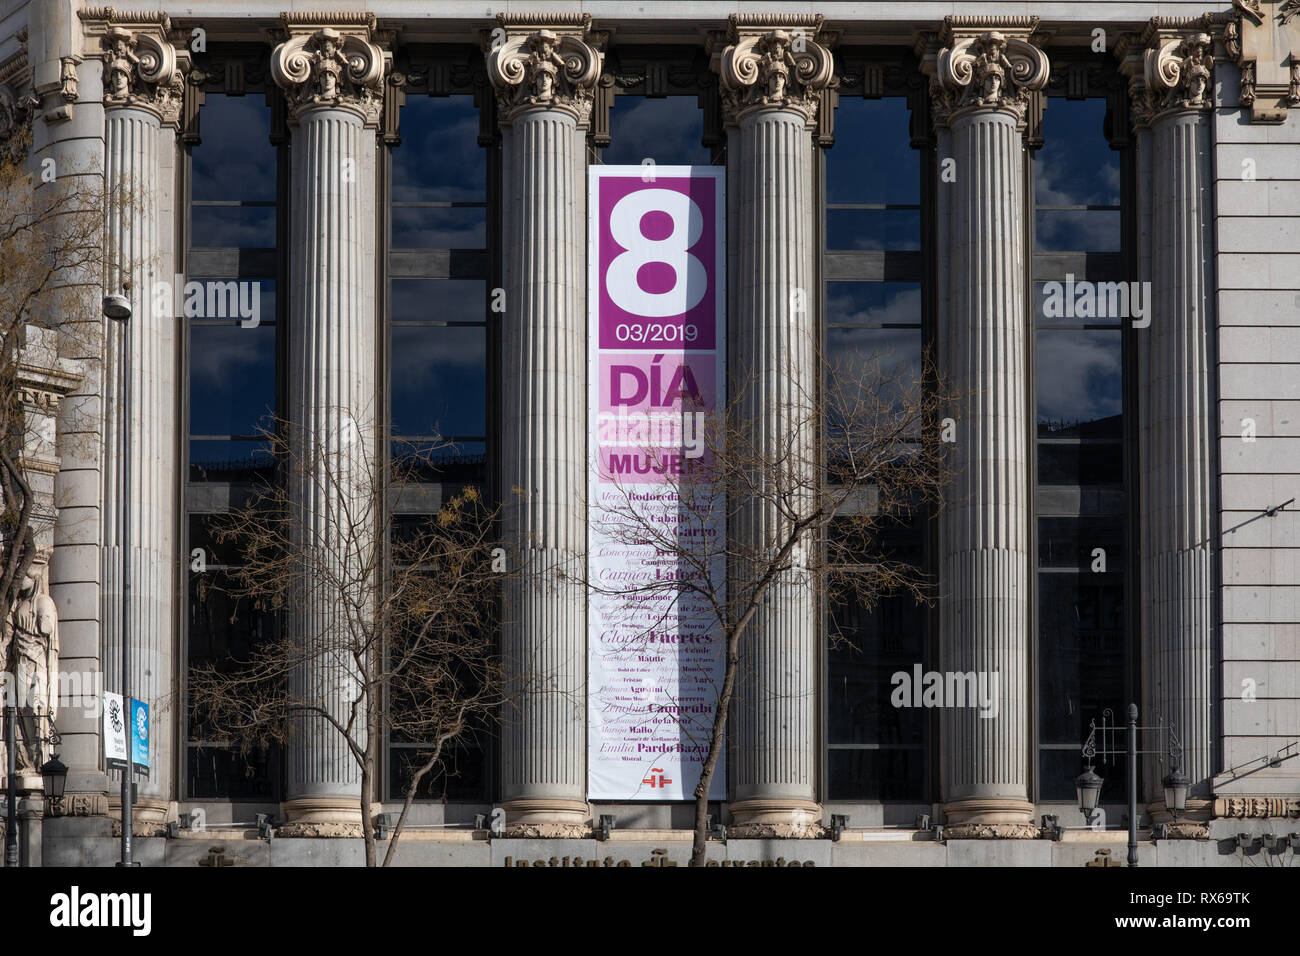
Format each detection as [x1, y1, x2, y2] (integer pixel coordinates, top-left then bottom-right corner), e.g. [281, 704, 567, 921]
[0, 0, 1297, 866]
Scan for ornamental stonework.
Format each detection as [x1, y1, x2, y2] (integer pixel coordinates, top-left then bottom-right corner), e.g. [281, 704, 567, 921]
[715, 22, 833, 126]
[1213, 796, 1300, 819]
[1225, 0, 1300, 123]
[100, 26, 188, 125]
[932, 26, 1049, 126]
[271, 27, 390, 126]
[485, 24, 602, 126]
[1144, 31, 1215, 115]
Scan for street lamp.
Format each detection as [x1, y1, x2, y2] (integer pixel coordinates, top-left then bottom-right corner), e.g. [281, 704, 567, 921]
[1162, 766, 1189, 820]
[102, 291, 134, 867]
[1074, 766, 1104, 826]
[1076, 705, 1183, 867]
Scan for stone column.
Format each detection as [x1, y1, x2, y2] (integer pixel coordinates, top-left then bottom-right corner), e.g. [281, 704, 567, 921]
[97, 22, 188, 829]
[485, 19, 600, 833]
[271, 23, 387, 830]
[1127, 28, 1218, 819]
[714, 20, 831, 835]
[928, 24, 1047, 836]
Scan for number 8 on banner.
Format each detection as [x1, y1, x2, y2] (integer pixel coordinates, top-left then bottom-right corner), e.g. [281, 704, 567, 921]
[605, 189, 707, 318]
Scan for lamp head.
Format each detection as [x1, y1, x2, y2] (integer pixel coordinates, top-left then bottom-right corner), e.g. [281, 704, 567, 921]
[102, 293, 132, 322]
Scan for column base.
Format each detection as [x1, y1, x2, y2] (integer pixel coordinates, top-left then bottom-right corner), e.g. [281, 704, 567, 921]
[1147, 797, 1212, 827]
[277, 797, 365, 837]
[727, 798, 824, 838]
[501, 798, 590, 837]
[107, 795, 171, 834]
[942, 797, 1036, 838]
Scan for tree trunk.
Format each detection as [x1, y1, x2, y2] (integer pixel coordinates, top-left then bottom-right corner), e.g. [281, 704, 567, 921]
[691, 630, 740, 867]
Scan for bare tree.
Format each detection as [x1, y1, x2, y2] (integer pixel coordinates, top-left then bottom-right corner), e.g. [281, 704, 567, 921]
[588, 337, 951, 866]
[188, 420, 503, 867]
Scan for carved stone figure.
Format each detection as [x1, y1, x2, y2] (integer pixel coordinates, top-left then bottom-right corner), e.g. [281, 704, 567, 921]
[1182, 35, 1213, 107]
[271, 27, 389, 125]
[1145, 32, 1215, 115]
[716, 27, 833, 124]
[1, 574, 59, 776]
[934, 28, 1049, 124]
[521, 30, 566, 105]
[104, 28, 139, 102]
[310, 28, 350, 103]
[756, 30, 798, 103]
[485, 27, 602, 125]
[973, 32, 1015, 105]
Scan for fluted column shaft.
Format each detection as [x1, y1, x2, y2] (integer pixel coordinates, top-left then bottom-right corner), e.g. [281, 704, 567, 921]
[937, 108, 1032, 829]
[282, 106, 377, 824]
[1141, 107, 1215, 808]
[727, 107, 821, 829]
[497, 107, 588, 826]
[102, 105, 176, 822]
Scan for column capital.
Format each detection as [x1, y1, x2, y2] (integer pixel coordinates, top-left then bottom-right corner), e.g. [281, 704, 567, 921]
[484, 15, 603, 128]
[713, 15, 833, 127]
[925, 18, 1048, 129]
[80, 11, 190, 126]
[270, 16, 391, 127]
[1142, 26, 1216, 120]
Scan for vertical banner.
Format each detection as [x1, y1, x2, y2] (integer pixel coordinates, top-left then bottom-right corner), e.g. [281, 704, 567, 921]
[130, 697, 150, 775]
[103, 691, 127, 771]
[588, 165, 726, 801]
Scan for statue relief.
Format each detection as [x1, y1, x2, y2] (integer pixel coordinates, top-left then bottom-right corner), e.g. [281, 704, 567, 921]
[310, 28, 351, 103]
[485, 27, 602, 125]
[521, 30, 567, 105]
[1145, 32, 1215, 114]
[934, 29, 1050, 124]
[717, 27, 833, 125]
[972, 32, 1015, 105]
[270, 27, 389, 125]
[1, 573, 59, 776]
[104, 27, 139, 102]
[100, 26, 186, 124]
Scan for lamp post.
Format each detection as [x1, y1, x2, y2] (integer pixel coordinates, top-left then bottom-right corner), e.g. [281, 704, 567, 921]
[1075, 705, 1183, 867]
[102, 292, 133, 867]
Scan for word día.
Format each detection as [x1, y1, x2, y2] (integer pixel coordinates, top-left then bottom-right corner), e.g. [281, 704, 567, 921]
[890, 664, 1000, 719]
[1041, 275, 1151, 327]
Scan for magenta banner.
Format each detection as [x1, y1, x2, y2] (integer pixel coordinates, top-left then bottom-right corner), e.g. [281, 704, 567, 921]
[588, 166, 726, 801]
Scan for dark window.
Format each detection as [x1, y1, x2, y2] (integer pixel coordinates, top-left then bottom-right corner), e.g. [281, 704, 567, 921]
[823, 96, 930, 803]
[183, 86, 284, 800]
[1032, 94, 1130, 799]
[385, 91, 491, 801]
[603, 95, 709, 166]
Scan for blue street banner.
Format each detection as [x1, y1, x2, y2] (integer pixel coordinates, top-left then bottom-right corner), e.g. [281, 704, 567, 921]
[130, 697, 150, 775]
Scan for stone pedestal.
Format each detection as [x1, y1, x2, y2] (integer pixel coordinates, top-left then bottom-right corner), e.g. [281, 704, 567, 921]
[928, 25, 1048, 834]
[486, 20, 601, 832]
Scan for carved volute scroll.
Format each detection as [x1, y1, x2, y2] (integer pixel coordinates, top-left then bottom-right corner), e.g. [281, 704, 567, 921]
[271, 25, 389, 126]
[485, 24, 602, 127]
[716, 24, 833, 125]
[934, 28, 1049, 127]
